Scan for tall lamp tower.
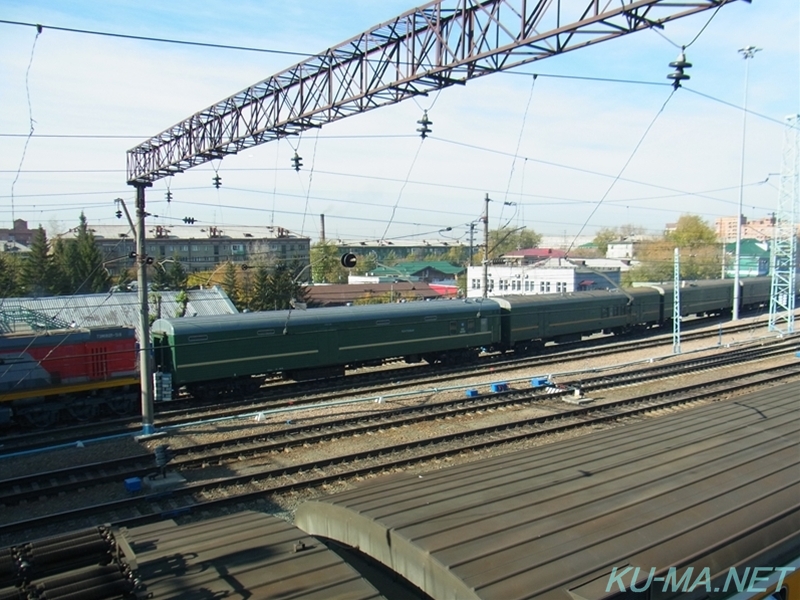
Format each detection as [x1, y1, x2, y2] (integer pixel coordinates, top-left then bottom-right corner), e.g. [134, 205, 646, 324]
[732, 45, 761, 320]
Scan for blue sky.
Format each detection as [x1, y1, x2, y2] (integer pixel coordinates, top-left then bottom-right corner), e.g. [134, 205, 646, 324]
[1, 0, 798, 246]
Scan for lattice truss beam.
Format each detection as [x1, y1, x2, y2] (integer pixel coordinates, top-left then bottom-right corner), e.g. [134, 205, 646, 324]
[126, 0, 742, 184]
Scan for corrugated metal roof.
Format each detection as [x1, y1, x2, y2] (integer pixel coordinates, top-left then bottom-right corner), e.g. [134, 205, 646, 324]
[296, 383, 800, 600]
[130, 512, 385, 599]
[371, 262, 464, 277]
[0, 288, 237, 341]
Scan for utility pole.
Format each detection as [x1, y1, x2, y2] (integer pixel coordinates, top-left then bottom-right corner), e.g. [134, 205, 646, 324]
[482, 193, 490, 299]
[468, 222, 476, 267]
[133, 185, 155, 435]
[115, 192, 154, 435]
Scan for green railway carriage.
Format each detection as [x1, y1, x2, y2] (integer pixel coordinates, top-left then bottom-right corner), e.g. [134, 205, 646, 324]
[647, 280, 735, 319]
[493, 288, 663, 352]
[152, 299, 501, 395]
[740, 276, 772, 311]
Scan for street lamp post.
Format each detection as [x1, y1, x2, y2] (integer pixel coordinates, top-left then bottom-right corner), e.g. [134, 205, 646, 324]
[732, 45, 761, 321]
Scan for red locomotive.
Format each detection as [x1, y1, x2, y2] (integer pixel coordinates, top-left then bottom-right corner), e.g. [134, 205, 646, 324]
[0, 326, 139, 427]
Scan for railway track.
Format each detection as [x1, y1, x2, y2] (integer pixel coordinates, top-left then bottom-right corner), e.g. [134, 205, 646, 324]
[1, 342, 793, 506]
[0, 315, 780, 452]
[2, 347, 797, 542]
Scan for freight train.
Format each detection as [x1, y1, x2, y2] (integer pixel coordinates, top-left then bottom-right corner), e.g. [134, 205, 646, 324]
[0, 278, 776, 427]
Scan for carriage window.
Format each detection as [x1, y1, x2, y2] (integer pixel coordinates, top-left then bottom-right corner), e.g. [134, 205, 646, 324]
[376, 319, 390, 326]
[424, 315, 437, 322]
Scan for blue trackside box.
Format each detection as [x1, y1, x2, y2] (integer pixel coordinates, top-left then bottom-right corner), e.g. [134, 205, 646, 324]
[491, 382, 509, 393]
[530, 377, 549, 388]
[465, 389, 479, 397]
[125, 477, 142, 493]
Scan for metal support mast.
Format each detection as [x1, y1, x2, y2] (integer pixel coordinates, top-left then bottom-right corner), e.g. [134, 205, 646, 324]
[768, 114, 799, 335]
[126, 0, 744, 186]
[482, 193, 490, 299]
[134, 185, 156, 435]
[673, 248, 681, 354]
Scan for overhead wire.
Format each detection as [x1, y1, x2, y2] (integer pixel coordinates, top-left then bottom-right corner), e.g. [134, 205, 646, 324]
[299, 129, 321, 237]
[566, 89, 677, 256]
[0, 19, 312, 57]
[1, 13, 782, 246]
[379, 137, 426, 243]
[499, 74, 537, 229]
[10, 25, 42, 226]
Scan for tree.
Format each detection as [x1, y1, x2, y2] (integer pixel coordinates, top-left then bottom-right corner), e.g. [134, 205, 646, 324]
[627, 215, 721, 283]
[487, 228, 542, 259]
[174, 290, 189, 317]
[150, 262, 172, 291]
[50, 237, 78, 294]
[264, 263, 308, 311]
[151, 259, 188, 291]
[21, 226, 54, 296]
[166, 259, 188, 290]
[248, 265, 271, 312]
[0, 253, 22, 297]
[221, 261, 241, 306]
[667, 215, 718, 248]
[443, 245, 470, 266]
[310, 241, 348, 283]
[47, 215, 110, 294]
[73, 213, 110, 293]
[593, 227, 618, 256]
[113, 267, 136, 292]
[352, 252, 377, 276]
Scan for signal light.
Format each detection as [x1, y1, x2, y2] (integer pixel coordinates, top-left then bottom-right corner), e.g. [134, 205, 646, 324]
[241, 264, 250, 271]
[145, 257, 154, 265]
[129, 251, 137, 259]
[341, 253, 357, 268]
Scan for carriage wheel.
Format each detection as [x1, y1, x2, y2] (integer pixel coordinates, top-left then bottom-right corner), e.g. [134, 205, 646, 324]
[68, 400, 98, 421]
[107, 397, 135, 415]
[21, 406, 58, 428]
